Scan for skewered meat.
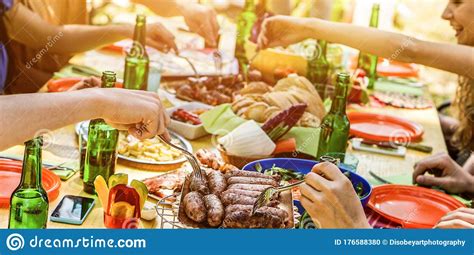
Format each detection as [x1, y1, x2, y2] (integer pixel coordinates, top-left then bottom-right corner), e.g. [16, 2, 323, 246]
[206, 170, 227, 195]
[225, 169, 280, 181]
[227, 176, 278, 186]
[222, 189, 261, 198]
[227, 184, 272, 192]
[183, 192, 207, 223]
[203, 194, 224, 227]
[222, 209, 285, 228]
[221, 193, 257, 206]
[190, 170, 209, 195]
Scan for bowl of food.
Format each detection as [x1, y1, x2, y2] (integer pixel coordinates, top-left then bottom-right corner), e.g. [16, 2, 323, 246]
[242, 158, 372, 214]
[166, 102, 212, 140]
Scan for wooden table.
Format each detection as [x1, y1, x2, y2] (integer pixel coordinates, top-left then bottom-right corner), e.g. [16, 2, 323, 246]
[0, 14, 447, 227]
[0, 96, 447, 228]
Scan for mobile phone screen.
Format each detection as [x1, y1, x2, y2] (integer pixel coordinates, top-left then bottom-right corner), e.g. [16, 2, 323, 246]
[51, 195, 95, 224]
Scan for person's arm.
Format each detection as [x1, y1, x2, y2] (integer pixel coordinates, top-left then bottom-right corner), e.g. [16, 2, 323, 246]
[0, 88, 170, 151]
[132, 0, 219, 47]
[258, 16, 474, 79]
[3, 2, 177, 54]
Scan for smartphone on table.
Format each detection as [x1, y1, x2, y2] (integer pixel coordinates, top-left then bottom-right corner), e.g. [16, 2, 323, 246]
[50, 195, 95, 225]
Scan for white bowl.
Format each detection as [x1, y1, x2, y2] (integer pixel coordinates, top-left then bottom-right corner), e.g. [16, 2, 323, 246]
[166, 102, 212, 140]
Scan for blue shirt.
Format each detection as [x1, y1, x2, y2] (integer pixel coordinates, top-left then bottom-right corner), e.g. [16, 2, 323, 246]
[0, 0, 12, 93]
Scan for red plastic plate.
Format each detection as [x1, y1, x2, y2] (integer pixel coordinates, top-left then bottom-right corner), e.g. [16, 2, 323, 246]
[0, 160, 61, 207]
[368, 185, 465, 228]
[348, 112, 424, 142]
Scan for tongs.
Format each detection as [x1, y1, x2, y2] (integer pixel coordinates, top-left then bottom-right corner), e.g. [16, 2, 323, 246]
[158, 135, 203, 181]
[252, 180, 304, 215]
[251, 156, 339, 215]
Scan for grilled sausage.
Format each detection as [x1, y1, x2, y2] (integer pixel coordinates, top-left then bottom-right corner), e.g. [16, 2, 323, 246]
[225, 205, 289, 224]
[189, 170, 210, 195]
[226, 170, 279, 180]
[221, 193, 257, 206]
[183, 192, 207, 223]
[207, 170, 227, 196]
[222, 210, 285, 228]
[227, 183, 272, 192]
[203, 194, 224, 227]
[222, 189, 261, 198]
[227, 176, 278, 186]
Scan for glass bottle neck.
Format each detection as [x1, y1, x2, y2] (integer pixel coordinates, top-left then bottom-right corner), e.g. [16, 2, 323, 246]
[330, 81, 348, 115]
[244, 0, 256, 11]
[101, 71, 116, 88]
[317, 40, 327, 61]
[369, 5, 380, 28]
[133, 16, 147, 48]
[20, 137, 42, 189]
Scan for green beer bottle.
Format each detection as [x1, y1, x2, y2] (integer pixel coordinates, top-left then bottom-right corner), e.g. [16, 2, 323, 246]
[235, 0, 257, 80]
[356, 3, 380, 90]
[124, 14, 149, 91]
[306, 40, 330, 98]
[83, 71, 119, 194]
[316, 73, 351, 161]
[9, 137, 49, 229]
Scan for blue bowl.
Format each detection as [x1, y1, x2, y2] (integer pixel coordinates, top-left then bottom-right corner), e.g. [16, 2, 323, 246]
[242, 158, 372, 214]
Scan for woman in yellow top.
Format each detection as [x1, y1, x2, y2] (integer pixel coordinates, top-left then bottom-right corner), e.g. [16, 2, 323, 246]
[258, 0, 474, 228]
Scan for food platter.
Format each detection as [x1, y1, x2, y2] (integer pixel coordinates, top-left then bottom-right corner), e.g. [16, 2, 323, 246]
[75, 121, 192, 171]
[154, 169, 295, 229]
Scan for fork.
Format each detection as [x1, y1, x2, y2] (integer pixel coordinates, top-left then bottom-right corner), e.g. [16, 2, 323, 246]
[158, 135, 202, 181]
[251, 180, 305, 215]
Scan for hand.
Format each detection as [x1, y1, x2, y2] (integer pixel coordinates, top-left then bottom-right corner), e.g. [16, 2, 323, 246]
[180, 3, 219, 47]
[146, 23, 178, 53]
[67, 76, 101, 91]
[413, 152, 474, 194]
[300, 162, 370, 228]
[258, 15, 314, 49]
[434, 208, 474, 229]
[91, 88, 170, 140]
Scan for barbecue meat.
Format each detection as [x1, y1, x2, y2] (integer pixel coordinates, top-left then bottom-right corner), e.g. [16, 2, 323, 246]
[227, 176, 278, 186]
[227, 183, 272, 192]
[221, 193, 256, 206]
[221, 189, 261, 198]
[222, 209, 285, 228]
[203, 194, 224, 227]
[183, 192, 207, 223]
[207, 170, 227, 196]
